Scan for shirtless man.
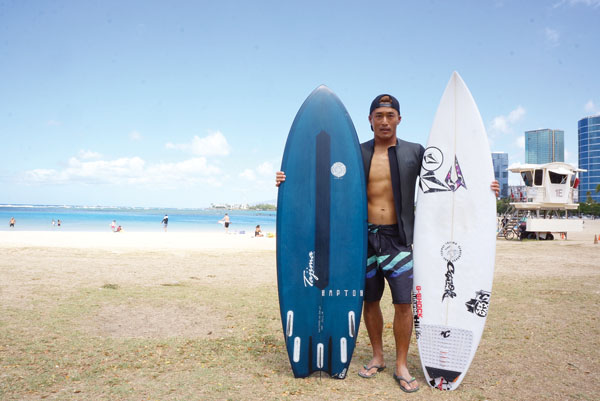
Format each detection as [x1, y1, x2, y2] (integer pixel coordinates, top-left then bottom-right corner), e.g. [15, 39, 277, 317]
[276, 94, 499, 393]
[223, 213, 230, 233]
[161, 214, 169, 232]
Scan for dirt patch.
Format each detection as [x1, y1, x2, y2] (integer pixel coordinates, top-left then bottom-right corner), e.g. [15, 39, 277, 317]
[87, 303, 226, 339]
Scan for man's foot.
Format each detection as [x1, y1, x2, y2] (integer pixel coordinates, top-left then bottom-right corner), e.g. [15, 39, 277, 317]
[394, 367, 419, 392]
[358, 361, 386, 378]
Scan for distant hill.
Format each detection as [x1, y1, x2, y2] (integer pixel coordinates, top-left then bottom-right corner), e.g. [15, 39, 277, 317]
[249, 201, 276, 211]
[209, 200, 277, 211]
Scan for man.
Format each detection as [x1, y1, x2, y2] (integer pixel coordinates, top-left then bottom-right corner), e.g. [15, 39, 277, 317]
[223, 213, 230, 233]
[161, 214, 169, 232]
[276, 94, 499, 392]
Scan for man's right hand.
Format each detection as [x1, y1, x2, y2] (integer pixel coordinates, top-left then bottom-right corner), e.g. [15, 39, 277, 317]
[275, 171, 286, 187]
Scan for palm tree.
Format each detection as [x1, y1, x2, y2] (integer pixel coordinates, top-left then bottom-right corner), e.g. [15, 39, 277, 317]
[596, 183, 600, 194]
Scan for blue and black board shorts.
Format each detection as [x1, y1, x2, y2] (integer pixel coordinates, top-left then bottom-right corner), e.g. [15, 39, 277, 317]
[365, 224, 413, 304]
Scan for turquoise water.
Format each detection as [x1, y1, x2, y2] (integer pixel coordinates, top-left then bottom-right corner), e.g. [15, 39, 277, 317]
[0, 205, 276, 233]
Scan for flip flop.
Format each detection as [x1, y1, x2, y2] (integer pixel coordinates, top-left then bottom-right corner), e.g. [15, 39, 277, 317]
[358, 364, 386, 378]
[393, 373, 420, 393]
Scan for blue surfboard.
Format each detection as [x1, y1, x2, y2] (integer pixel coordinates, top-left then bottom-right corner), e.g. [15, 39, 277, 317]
[277, 85, 367, 379]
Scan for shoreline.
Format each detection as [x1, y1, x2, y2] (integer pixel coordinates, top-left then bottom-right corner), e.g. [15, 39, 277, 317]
[2, 219, 599, 252]
[0, 231, 276, 251]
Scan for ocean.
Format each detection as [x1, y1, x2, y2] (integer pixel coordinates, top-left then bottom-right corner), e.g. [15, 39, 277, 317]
[0, 205, 276, 234]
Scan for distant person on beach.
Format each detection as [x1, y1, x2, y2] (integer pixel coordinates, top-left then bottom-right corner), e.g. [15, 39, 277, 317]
[161, 214, 169, 232]
[116, 225, 123, 232]
[254, 225, 263, 237]
[9, 217, 15, 228]
[222, 213, 230, 233]
[111, 220, 117, 232]
[57, 219, 61, 227]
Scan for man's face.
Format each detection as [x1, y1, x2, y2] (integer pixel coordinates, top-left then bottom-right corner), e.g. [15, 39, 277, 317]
[369, 106, 401, 141]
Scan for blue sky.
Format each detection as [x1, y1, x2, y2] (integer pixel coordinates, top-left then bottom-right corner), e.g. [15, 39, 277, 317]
[1, 0, 599, 208]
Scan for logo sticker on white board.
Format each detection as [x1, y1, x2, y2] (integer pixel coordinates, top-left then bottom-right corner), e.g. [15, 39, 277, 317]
[331, 162, 346, 178]
[422, 146, 444, 172]
[420, 148, 468, 194]
[440, 241, 462, 262]
[465, 290, 491, 317]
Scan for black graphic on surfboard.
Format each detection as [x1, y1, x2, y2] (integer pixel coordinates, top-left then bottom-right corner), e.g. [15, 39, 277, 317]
[428, 374, 457, 391]
[420, 147, 467, 194]
[465, 290, 491, 317]
[442, 261, 456, 301]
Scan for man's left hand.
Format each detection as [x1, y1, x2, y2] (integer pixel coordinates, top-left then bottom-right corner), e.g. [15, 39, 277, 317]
[491, 180, 500, 197]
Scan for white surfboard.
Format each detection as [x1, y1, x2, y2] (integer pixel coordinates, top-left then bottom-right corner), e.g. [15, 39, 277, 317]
[413, 71, 496, 391]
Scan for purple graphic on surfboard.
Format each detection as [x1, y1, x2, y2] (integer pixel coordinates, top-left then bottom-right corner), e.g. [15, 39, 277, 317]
[420, 147, 468, 194]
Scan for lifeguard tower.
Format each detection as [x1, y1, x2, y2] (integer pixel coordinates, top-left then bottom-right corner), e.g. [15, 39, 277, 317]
[503, 162, 585, 239]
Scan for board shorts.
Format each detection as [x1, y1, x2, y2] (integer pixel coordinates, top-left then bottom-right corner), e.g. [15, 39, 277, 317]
[364, 224, 414, 304]
[224, 222, 230, 228]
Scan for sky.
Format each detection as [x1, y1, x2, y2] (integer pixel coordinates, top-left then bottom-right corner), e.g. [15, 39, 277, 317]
[1, 0, 599, 208]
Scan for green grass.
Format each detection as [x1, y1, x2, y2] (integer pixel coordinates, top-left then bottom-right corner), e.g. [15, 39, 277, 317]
[1, 245, 598, 400]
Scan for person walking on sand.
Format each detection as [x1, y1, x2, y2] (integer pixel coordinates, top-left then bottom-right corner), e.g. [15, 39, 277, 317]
[9, 217, 15, 228]
[222, 213, 230, 233]
[111, 220, 116, 232]
[276, 94, 500, 393]
[161, 214, 169, 232]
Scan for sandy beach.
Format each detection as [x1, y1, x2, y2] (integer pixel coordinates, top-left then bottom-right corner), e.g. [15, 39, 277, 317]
[1, 221, 599, 400]
[0, 230, 276, 252]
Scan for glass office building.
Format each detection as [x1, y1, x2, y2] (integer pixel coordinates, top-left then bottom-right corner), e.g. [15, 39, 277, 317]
[491, 152, 509, 198]
[578, 115, 600, 203]
[525, 129, 564, 164]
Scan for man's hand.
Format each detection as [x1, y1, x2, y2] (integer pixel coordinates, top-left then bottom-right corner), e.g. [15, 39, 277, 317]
[275, 171, 286, 187]
[491, 180, 500, 197]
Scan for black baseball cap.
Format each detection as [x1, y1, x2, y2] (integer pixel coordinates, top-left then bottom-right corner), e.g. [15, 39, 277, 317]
[369, 94, 400, 115]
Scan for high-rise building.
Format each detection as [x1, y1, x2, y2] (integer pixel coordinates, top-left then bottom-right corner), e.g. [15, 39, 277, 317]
[578, 115, 600, 203]
[491, 152, 509, 198]
[525, 129, 564, 164]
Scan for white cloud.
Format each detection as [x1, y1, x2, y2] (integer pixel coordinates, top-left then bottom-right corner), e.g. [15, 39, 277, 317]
[516, 136, 525, 150]
[584, 100, 600, 114]
[544, 28, 560, 47]
[489, 106, 526, 134]
[553, 0, 600, 8]
[23, 154, 222, 188]
[239, 169, 257, 181]
[130, 130, 142, 141]
[239, 161, 276, 182]
[490, 116, 509, 134]
[77, 150, 103, 160]
[507, 106, 526, 122]
[256, 161, 274, 176]
[166, 131, 231, 156]
[585, 100, 595, 112]
[565, 148, 577, 165]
